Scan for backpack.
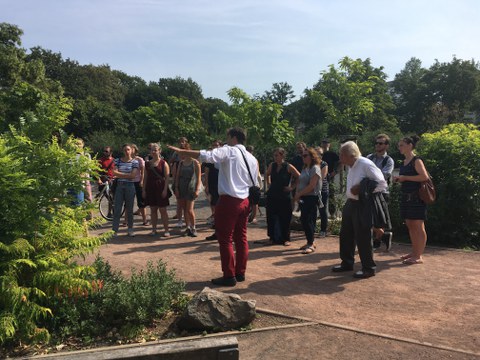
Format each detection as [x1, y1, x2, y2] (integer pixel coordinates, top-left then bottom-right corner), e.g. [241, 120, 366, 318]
[367, 154, 392, 184]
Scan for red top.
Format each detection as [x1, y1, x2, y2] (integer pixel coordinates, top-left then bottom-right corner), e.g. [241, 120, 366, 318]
[99, 157, 115, 179]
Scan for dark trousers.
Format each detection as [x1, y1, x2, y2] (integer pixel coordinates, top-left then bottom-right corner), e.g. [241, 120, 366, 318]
[339, 199, 376, 271]
[328, 180, 336, 217]
[319, 191, 329, 232]
[266, 195, 292, 244]
[300, 196, 318, 246]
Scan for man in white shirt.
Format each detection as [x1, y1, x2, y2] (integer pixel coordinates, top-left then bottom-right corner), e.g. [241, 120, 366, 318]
[331, 141, 387, 278]
[168, 127, 258, 287]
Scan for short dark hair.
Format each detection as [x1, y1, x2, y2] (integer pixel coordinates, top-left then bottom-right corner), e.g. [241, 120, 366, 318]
[376, 133, 390, 145]
[227, 127, 246, 144]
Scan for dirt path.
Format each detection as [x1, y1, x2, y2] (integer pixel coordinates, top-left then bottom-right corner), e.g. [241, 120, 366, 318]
[87, 198, 480, 359]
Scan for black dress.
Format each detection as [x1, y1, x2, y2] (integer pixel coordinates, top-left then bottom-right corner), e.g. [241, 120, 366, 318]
[399, 157, 427, 220]
[266, 162, 293, 244]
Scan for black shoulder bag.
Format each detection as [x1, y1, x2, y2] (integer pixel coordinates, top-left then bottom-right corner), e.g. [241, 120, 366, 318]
[238, 148, 261, 204]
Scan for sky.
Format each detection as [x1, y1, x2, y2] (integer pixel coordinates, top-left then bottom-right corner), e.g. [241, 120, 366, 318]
[2, 0, 480, 101]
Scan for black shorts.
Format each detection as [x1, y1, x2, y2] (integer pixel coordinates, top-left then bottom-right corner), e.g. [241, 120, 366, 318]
[134, 181, 145, 209]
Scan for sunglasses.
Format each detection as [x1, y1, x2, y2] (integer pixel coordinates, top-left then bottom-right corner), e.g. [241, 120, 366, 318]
[375, 142, 386, 145]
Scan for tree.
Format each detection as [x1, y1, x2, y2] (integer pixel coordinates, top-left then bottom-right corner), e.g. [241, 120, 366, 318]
[0, 23, 106, 345]
[157, 76, 204, 105]
[216, 87, 295, 159]
[392, 57, 429, 134]
[133, 96, 207, 146]
[393, 56, 480, 134]
[263, 82, 295, 105]
[307, 57, 396, 137]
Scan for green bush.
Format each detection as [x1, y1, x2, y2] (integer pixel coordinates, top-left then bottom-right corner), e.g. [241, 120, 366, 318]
[44, 257, 186, 342]
[418, 124, 480, 248]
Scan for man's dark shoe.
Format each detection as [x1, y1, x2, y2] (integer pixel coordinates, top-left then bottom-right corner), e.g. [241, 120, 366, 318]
[331, 264, 354, 272]
[235, 274, 245, 282]
[211, 276, 237, 287]
[353, 270, 375, 279]
[205, 233, 217, 240]
[382, 231, 393, 251]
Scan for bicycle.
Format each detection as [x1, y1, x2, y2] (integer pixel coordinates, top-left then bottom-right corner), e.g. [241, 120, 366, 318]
[96, 179, 124, 221]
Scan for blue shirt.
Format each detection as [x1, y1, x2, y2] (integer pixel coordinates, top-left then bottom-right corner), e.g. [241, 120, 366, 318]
[115, 158, 139, 182]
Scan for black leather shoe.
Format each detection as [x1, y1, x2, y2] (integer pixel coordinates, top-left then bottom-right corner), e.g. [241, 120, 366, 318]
[331, 264, 354, 272]
[205, 233, 217, 240]
[235, 274, 245, 282]
[211, 276, 237, 287]
[353, 270, 375, 279]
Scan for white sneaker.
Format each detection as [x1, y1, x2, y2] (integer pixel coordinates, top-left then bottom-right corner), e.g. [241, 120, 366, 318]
[164, 232, 170, 237]
[127, 229, 135, 237]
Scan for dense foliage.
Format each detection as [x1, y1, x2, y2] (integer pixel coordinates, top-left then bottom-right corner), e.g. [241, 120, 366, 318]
[0, 22, 106, 345]
[417, 124, 480, 248]
[44, 257, 186, 343]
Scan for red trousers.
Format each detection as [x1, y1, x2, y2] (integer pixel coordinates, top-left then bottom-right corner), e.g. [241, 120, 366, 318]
[215, 195, 250, 278]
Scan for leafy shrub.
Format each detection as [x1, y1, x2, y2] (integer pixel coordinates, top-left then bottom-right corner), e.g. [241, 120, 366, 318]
[417, 124, 480, 248]
[45, 257, 186, 342]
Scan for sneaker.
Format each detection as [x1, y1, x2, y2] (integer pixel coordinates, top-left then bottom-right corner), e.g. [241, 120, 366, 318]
[319, 231, 327, 237]
[127, 229, 135, 237]
[206, 216, 214, 225]
[163, 231, 170, 237]
[382, 231, 393, 251]
[184, 228, 192, 236]
[176, 220, 184, 228]
[149, 230, 157, 236]
[190, 228, 198, 237]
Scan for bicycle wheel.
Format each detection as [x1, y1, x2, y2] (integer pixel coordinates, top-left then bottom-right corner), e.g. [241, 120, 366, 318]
[99, 192, 114, 221]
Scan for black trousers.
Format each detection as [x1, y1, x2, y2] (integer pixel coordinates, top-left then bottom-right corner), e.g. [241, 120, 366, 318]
[300, 196, 318, 246]
[339, 199, 376, 271]
[266, 195, 292, 244]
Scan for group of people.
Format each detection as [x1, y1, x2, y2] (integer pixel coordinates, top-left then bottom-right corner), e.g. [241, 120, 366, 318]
[96, 128, 430, 286]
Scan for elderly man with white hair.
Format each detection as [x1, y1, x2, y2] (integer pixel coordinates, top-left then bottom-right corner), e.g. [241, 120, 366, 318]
[331, 141, 387, 278]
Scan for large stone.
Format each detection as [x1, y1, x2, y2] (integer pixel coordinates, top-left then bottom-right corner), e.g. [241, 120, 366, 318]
[178, 287, 256, 331]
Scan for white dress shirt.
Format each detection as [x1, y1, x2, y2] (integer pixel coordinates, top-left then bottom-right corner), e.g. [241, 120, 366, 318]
[199, 144, 259, 199]
[346, 157, 387, 200]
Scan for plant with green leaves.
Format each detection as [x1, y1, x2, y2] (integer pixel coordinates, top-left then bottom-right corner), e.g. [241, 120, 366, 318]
[416, 123, 480, 248]
[215, 87, 295, 165]
[45, 257, 186, 342]
[307, 57, 397, 137]
[0, 22, 106, 345]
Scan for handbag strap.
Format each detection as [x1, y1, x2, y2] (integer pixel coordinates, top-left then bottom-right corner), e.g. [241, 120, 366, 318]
[237, 147, 256, 186]
[149, 160, 165, 179]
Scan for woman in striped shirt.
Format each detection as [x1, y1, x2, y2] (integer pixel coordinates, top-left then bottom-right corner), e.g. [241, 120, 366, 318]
[112, 144, 139, 237]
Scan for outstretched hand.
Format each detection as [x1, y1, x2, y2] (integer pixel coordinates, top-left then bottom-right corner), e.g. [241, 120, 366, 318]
[167, 145, 181, 153]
